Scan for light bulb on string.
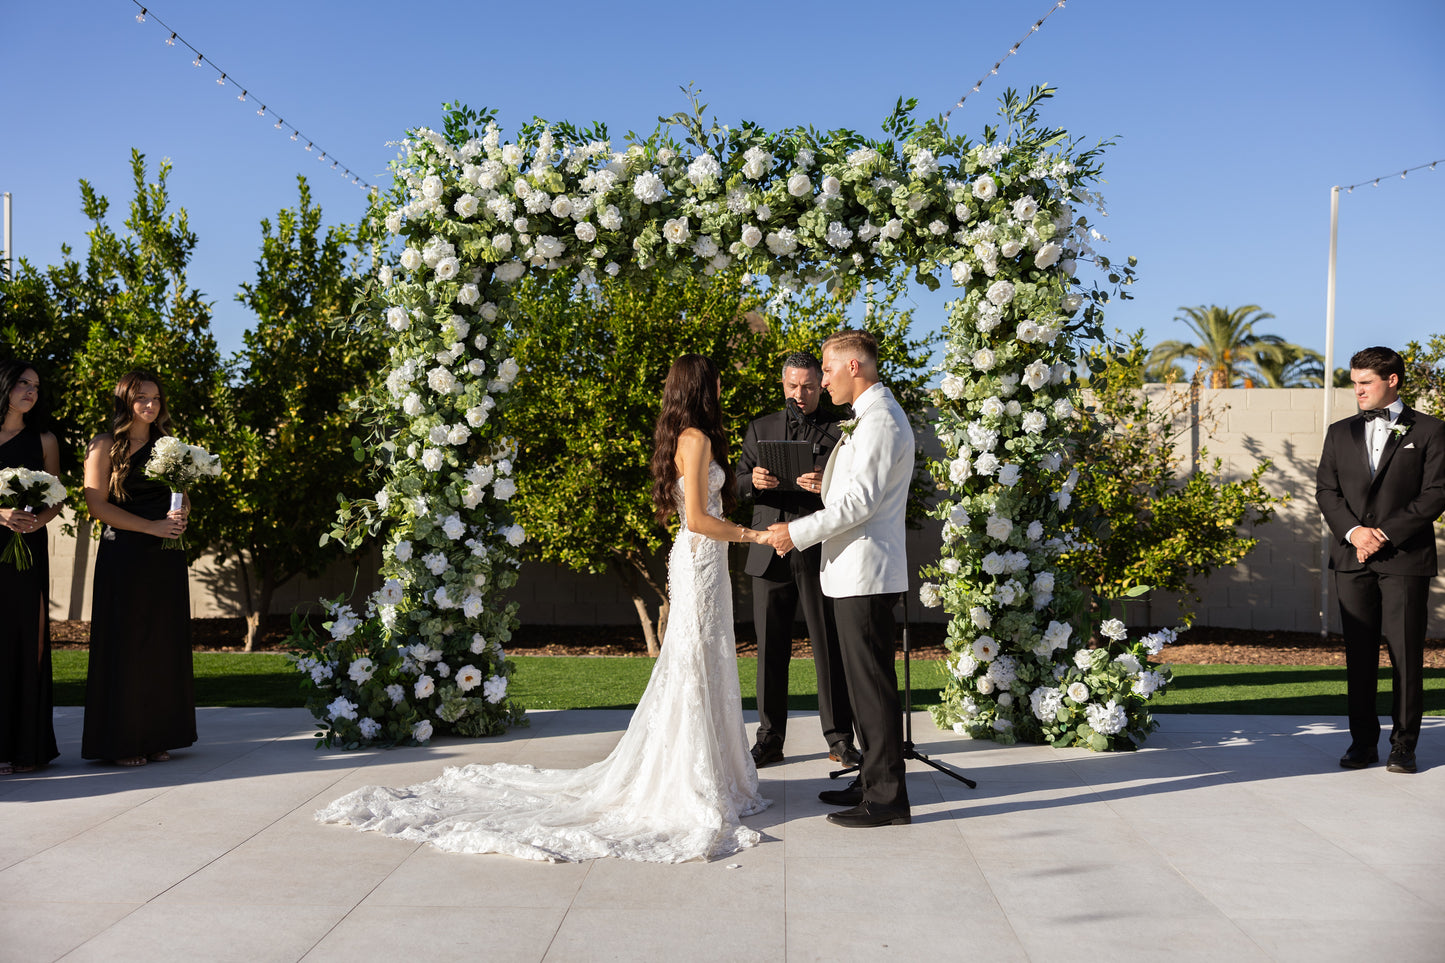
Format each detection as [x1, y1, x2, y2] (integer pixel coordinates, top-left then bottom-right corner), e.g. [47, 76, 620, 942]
[256, 106, 266, 117]
[135, 8, 146, 23]
[238, 90, 247, 102]
[216, 73, 227, 86]
[274, 119, 283, 129]
[290, 131, 298, 141]
[193, 55, 203, 67]
[305, 142, 313, 151]
[166, 33, 176, 46]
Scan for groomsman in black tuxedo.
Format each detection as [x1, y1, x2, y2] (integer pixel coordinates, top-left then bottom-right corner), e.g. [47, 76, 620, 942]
[1316, 346, 1445, 774]
[737, 352, 859, 769]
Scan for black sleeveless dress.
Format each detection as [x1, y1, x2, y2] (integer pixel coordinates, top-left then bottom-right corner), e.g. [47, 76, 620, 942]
[0, 426, 59, 768]
[81, 439, 196, 760]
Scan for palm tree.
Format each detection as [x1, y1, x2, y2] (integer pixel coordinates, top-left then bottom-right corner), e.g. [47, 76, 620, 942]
[1253, 337, 1326, 387]
[1148, 304, 1295, 388]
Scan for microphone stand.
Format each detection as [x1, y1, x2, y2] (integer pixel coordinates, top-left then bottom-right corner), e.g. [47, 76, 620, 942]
[829, 576, 977, 790]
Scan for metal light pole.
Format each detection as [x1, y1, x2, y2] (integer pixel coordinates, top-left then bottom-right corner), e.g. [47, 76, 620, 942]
[2, 192, 12, 281]
[1319, 185, 1341, 637]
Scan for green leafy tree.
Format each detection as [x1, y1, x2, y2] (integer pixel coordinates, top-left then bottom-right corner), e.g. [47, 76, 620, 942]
[504, 270, 936, 654]
[0, 151, 224, 574]
[1148, 304, 1293, 388]
[213, 177, 383, 650]
[1069, 333, 1285, 620]
[505, 269, 773, 655]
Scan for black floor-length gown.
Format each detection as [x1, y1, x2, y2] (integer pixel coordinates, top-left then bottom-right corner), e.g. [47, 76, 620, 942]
[81, 439, 196, 760]
[0, 426, 60, 768]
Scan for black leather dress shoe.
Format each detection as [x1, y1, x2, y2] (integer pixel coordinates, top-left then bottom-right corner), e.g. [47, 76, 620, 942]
[826, 802, 911, 828]
[828, 741, 862, 767]
[1339, 745, 1379, 769]
[818, 777, 863, 807]
[751, 741, 784, 767]
[1386, 748, 1418, 773]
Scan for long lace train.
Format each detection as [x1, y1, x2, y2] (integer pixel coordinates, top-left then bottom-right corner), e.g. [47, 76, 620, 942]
[317, 463, 769, 862]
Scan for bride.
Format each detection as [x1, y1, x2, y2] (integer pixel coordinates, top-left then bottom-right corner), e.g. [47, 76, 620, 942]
[318, 354, 775, 862]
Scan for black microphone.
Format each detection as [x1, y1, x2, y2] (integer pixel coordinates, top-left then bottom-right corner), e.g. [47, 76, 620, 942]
[786, 398, 840, 448]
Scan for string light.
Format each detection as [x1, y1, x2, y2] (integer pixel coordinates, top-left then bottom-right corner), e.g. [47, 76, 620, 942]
[127, 0, 374, 190]
[1335, 158, 1439, 193]
[944, 0, 1070, 121]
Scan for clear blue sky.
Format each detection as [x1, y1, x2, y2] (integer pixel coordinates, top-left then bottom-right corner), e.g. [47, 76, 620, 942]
[4, 0, 1442, 366]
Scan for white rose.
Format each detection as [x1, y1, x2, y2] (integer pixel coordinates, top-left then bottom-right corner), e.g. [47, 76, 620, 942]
[1023, 360, 1051, 391]
[951, 261, 973, 285]
[787, 172, 812, 197]
[741, 224, 763, 249]
[1022, 411, 1047, 434]
[1000, 239, 1023, 258]
[400, 247, 423, 271]
[986, 280, 1015, 306]
[998, 464, 1021, 487]
[1067, 681, 1090, 703]
[434, 256, 460, 281]
[1035, 241, 1063, 269]
[457, 283, 480, 305]
[412, 719, 434, 743]
[919, 583, 942, 608]
[986, 515, 1013, 541]
[972, 348, 996, 371]
[972, 175, 997, 200]
[663, 217, 690, 244]
[454, 193, 479, 218]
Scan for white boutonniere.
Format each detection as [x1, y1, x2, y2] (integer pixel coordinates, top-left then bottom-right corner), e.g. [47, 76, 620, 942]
[1388, 422, 1410, 438]
[838, 417, 860, 440]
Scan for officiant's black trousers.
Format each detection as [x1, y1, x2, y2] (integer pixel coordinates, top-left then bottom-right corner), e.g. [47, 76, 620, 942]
[835, 593, 909, 810]
[1335, 569, 1429, 751]
[753, 545, 854, 748]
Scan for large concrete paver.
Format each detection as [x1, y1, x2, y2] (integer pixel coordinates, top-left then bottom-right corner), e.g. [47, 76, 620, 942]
[1, 707, 1442, 961]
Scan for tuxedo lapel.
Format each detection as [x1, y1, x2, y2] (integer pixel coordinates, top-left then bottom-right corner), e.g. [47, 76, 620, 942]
[1350, 416, 1369, 474]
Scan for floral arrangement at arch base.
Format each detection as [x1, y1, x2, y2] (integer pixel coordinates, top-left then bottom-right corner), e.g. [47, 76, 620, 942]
[294, 83, 1170, 750]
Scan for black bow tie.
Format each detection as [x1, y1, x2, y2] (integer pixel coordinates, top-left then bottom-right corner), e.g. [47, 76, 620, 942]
[1362, 408, 1389, 421]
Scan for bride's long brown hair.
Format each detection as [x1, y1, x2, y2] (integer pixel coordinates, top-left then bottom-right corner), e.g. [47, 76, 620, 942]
[651, 354, 737, 524]
[108, 370, 173, 501]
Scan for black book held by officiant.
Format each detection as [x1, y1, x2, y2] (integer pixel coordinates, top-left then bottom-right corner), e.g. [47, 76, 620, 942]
[757, 440, 819, 492]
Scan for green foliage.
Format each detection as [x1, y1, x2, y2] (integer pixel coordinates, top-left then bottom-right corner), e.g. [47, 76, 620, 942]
[503, 268, 936, 648]
[213, 177, 384, 646]
[1070, 333, 1286, 619]
[287, 597, 526, 748]
[0, 150, 225, 532]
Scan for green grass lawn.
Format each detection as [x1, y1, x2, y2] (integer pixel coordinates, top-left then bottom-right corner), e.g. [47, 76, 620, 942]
[50, 651, 1445, 716]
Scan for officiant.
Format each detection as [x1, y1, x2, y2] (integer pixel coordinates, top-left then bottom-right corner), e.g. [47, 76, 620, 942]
[737, 352, 859, 769]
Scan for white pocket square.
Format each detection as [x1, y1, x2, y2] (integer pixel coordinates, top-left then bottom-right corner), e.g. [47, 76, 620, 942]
[1405, 442, 1416, 449]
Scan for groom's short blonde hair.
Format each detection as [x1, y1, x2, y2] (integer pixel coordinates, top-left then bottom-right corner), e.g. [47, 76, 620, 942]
[821, 330, 879, 372]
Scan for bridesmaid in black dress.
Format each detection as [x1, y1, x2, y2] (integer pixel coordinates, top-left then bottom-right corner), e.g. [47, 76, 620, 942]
[0, 360, 62, 775]
[81, 371, 196, 767]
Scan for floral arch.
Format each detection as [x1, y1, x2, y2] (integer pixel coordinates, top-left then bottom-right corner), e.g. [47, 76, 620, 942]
[296, 86, 1171, 752]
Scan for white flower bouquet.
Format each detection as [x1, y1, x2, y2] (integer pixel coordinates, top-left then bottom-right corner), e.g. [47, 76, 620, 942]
[143, 436, 221, 550]
[0, 467, 66, 569]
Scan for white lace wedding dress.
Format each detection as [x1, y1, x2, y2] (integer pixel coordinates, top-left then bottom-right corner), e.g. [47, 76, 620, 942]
[317, 462, 770, 862]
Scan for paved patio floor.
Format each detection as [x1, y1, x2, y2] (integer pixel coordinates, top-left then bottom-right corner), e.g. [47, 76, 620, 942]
[2, 707, 1443, 962]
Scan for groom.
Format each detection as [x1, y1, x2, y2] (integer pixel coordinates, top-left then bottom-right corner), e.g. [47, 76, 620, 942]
[767, 329, 914, 828]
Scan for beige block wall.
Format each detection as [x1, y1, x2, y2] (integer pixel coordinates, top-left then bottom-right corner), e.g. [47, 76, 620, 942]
[42, 387, 1445, 634]
[43, 513, 376, 622]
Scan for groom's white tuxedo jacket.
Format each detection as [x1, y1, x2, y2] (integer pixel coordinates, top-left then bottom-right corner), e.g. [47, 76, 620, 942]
[789, 382, 914, 598]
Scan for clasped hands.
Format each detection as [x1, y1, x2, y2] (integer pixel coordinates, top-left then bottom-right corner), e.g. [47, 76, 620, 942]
[152, 508, 189, 540]
[1, 508, 41, 534]
[1350, 526, 1388, 563]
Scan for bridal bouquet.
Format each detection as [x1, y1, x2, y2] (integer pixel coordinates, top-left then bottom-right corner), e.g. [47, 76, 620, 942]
[143, 436, 222, 550]
[0, 467, 66, 570]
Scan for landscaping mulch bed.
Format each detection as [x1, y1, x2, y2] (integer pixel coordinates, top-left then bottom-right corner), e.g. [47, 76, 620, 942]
[48, 618, 1445, 667]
